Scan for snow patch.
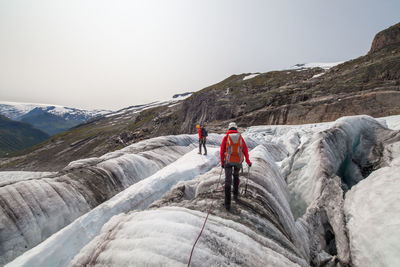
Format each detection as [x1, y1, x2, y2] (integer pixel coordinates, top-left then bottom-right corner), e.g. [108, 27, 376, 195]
[311, 72, 325, 79]
[243, 73, 260, 80]
[379, 115, 400, 130]
[289, 61, 344, 71]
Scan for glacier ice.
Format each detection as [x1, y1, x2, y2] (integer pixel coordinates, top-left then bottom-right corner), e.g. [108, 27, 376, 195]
[282, 115, 395, 217]
[0, 171, 56, 187]
[6, 148, 220, 267]
[0, 134, 222, 265]
[69, 145, 310, 267]
[280, 115, 400, 265]
[344, 157, 400, 267]
[2, 115, 400, 267]
[70, 207, 304, 267]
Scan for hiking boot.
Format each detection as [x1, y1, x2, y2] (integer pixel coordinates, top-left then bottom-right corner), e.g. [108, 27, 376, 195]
[233, 195, 239, 202]
[203, 152, 207, 155]
[198, 151, 201, 154]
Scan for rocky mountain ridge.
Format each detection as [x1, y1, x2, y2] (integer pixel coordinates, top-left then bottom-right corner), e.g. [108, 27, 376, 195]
[369, 22, 400, 54]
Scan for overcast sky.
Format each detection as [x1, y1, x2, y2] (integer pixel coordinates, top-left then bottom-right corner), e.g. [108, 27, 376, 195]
[0, 0, 399, 111]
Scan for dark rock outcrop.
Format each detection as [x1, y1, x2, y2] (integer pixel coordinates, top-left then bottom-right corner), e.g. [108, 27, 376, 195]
[369, 22, 400, 54]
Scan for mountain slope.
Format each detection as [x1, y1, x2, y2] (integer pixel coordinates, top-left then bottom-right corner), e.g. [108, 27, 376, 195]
[177, 33, 400, 131]
[135, 23, 400, 135]
[19, 108, 84, 136]
[0, 115, 49, 156]
[369, 22, 400, 53]
[0, 97, 191, 171]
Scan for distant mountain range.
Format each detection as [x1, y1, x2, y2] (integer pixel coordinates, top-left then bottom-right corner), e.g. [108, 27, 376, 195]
[0, 115, 49, 156]
[0, 102, 111, 136]
[0, 102, 111, 156]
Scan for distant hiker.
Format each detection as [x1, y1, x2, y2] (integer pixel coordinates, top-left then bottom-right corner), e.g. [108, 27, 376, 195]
[196, 124, 208, 155]
[220, 122, 251, 211]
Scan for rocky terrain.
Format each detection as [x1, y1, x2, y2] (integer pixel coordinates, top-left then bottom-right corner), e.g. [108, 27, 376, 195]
[369, 22, 400, 53]
[0, 23, 399, 172]
[179, 23, 400, 131]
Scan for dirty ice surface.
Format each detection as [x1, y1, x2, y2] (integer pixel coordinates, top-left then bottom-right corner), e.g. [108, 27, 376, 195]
[4, 115, 400, 267]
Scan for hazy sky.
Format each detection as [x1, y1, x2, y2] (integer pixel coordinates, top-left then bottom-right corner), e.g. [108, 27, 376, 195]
[0, 0, 399, 111]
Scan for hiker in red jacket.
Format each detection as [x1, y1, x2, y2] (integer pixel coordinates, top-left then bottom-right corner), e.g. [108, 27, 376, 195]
[220, 122, 251, 211]
[196, 124, 207, 155]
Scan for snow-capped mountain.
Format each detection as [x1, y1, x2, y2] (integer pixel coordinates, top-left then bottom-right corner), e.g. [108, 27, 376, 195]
[0, 101, 111, 121]
[1, 114, 399, 266]
[0, 101, 112, 136]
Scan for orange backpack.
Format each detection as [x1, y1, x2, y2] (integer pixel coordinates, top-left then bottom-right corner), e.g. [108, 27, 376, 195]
[224, 133, 244, 166]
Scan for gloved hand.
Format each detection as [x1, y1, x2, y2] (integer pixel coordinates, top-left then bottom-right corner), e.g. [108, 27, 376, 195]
[221, 164, 224, 168]
[248, 162, 252, 167]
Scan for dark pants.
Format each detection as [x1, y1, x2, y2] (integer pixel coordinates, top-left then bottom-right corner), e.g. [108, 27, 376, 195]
[199, 137, 207, 154]
[224, 164, 240, 208]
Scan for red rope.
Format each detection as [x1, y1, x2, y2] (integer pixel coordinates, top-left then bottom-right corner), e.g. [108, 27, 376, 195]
[187, 168, 223, 267]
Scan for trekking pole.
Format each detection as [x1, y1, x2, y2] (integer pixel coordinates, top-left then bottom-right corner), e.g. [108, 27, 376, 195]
[244, 166, 250, 195]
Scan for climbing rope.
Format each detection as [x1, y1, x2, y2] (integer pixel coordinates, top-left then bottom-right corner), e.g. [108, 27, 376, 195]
[187, 167, 223, 267]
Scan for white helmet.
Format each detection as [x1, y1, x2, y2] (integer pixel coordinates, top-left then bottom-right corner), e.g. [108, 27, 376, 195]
[228, 122, 237, 129]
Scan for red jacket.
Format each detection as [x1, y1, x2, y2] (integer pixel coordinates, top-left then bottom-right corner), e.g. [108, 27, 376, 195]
[220, 130, 251, 166]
